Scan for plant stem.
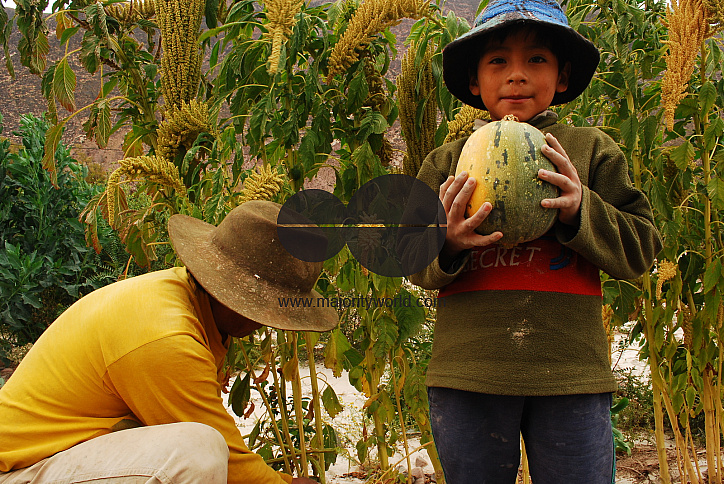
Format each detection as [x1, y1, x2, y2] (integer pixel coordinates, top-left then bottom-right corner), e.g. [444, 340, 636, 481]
[364, 346, 389, 470]
[389, 351, 412, 483]
[290, 332, 309, 477]
[274, 330, 301, 475]
[240, 342, 293, 475]
[628, 89, 672, 483]
[703, 366, 721, 484]
[305, 332, 327, 483]
[698, 40, 720, 484]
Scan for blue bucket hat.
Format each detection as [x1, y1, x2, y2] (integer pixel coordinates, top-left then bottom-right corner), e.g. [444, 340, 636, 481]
[443, 0, 600, 110]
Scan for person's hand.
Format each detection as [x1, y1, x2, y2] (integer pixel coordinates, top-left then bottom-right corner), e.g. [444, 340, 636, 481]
[538, 133, 582, 226]
[291, 478, 319, 484]
[439, 171, 503, 264]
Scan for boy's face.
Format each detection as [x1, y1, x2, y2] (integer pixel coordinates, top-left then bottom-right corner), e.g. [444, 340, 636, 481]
[469, 29, 571, 122]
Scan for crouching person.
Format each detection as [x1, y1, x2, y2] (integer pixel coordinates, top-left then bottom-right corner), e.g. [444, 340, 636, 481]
[0, 201, 336, 484]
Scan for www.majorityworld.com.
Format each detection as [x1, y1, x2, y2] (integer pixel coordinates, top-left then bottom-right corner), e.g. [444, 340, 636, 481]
[277, 294, 445, 310]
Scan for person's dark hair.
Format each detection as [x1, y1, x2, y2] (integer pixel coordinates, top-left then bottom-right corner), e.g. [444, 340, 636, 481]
[467, 22, 570, 83]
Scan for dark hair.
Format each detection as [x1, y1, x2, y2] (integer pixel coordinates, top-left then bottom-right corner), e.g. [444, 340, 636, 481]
[467, 22, 569, 81]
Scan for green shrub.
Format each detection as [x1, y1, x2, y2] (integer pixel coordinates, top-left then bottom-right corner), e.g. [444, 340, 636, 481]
[0, 113, 124, 359]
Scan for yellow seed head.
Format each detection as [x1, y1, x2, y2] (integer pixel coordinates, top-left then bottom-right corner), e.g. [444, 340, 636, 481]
[240, 164, 286, 203]
[662, 0, 713, 130]
[656, 259, 677, 300]
[680, 305, 694, 349]
[263, 0, 304, 74]
[444, 105, 490, 144]
[156, 100, 217, 163]
[106, 155, 188, 227]
[397, 41, 437, 177]
[154, 0, 204, 109]
[327, 0, 428, 81]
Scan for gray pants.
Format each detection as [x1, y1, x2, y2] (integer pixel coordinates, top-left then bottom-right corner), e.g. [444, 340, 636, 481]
[0, 422, 228, 483]
[428, 388, 615, 484]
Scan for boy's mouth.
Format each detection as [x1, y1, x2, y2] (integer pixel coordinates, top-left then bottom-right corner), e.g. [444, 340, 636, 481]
[502, 95, 531, 102]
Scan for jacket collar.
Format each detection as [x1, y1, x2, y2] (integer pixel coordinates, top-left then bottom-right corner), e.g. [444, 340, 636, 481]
[473, 110, 559, 131]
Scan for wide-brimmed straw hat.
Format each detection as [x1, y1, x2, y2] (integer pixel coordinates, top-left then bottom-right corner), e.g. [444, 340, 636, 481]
[168, 200, 338, 332]
[443, 0, 600, 110]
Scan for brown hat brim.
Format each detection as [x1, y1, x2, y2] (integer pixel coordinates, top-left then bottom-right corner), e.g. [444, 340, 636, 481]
[168, 211, 338, 332]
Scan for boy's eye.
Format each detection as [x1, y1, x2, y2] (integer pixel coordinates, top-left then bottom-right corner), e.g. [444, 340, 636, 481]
[530, 55, 547, 63]
[489, 57, 505, 64]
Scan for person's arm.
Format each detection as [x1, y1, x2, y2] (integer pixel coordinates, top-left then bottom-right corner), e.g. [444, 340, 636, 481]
[544, 129, 662, 279]
[105, 335, 292, 484]
[407, 140, 501, 289]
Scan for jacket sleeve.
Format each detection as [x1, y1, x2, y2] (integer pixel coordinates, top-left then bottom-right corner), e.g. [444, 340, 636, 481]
[407, 139, 473, 290]
[105, 336, 292, 484]
[555, 128, 663, 280]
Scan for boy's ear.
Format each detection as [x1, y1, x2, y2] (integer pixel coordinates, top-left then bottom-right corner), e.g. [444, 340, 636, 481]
[556, 61, 572, 93]
[469, 75, 481, 96]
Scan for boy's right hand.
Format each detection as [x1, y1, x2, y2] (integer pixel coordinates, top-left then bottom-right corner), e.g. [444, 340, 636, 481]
[439, 171, 503, 266]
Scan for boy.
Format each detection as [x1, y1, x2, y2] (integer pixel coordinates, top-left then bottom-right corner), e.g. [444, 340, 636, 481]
[0, 201, 331, 484]
[408, 0, 662, 482]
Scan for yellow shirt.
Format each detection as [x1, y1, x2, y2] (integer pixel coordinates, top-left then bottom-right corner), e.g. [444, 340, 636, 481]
[0, 267, 291, 483]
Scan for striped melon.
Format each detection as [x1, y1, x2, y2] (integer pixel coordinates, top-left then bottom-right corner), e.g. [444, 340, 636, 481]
[455, 114, 558, 247]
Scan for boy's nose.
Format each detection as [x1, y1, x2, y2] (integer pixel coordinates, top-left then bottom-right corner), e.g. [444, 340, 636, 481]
[507, 62, 528, 83]
[507, 68, 527, 84]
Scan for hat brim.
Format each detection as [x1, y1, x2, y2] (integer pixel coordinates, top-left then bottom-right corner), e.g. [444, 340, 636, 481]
[443, 18, 600, 110]
[168, 214, 339, 332]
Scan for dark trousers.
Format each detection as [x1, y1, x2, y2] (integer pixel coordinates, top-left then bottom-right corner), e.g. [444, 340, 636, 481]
[428, 387, 614, 484]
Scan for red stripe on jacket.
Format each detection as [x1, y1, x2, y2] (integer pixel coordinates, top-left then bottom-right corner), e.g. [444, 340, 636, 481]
[438, 235, 602, 298]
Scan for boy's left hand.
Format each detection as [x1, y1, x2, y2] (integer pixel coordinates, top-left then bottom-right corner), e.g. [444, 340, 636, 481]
[538, 132, 582, 226]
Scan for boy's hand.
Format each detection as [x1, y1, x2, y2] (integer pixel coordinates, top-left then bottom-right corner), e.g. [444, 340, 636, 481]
[538, 133, 582, 226]
[440, 171, 503, 261]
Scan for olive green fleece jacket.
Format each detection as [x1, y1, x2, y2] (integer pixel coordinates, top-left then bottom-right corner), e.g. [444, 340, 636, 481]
[409, 111, 662, 396]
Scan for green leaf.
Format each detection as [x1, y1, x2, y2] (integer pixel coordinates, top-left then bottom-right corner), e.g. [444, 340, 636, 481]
[650, 178, 673, 219]
[85, 2, 109, 40]
[602, 278, 640, 324]
[42, 121, 66, 185]
[229, 372, 251, 417]
[351, 141, 377, 186]
[641, 115, 658, 153]
[699, 81, 717, 115]
[95, 99, 112, 148]
[80, 33, 101, 74]
[358, 112, 388, 141]
[40, 63, 55, 98]
[321, 385, 343, 419]
[324, 328, 352, 377]
[59, 25, 79, 47]
[336, 261, 354, 292]
[136, 19, 158, 30]
[669, 140, 695, 170]
[703, 258, 722, 293]
[393, 288, 425, 344]
[356, 438, 368, 463]
[610, 397, 629, 414]
[620, 115, 638, 149]
[685, 386, 696, 409]
[372, 314, 398, 359]
[704, 117, 724, 151]
[205, 0, 219, 29]
[346, 65, 369, 113]
[708, 176, 724, 210]
[101, 78, 118, 98]
[53, 57, 76, 112]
